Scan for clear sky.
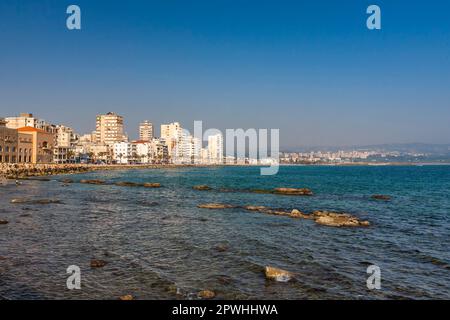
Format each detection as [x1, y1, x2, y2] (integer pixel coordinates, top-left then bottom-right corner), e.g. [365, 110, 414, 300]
[0, 0, 449, 148]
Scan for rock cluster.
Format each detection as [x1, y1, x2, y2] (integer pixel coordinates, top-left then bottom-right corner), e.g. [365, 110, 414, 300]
[198, 290, 216, 299]
[191, 184, 314, 196]
[264, 266, 294, 282]
[193, 185, 212, 191]
[197, 203, 370, 228]
[90, 259, 107, 268]
[0, 163, 90, 179]
[371, 194, 392, 201]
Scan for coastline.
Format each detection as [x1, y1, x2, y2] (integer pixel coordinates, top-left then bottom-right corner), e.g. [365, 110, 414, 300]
[1, 162, 449, 179]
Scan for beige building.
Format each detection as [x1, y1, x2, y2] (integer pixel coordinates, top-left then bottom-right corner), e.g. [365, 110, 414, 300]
[139, 120, 153, 141]
[54, 125, 78, 163]
[95, 112, 126, 146]
[6, 113, 55, 133]
[18, 127, 54, 164]
[160, 122, 182, 157]
[18, 132, 33, 163]
[0, 118, 18, 163]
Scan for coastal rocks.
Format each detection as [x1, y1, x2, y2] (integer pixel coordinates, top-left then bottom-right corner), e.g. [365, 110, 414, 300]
[213, 243, 230, 252]
[193, 185, 212, 191]
[115, 181, 140, 187]
[143, 183, 161, 188]
[273, 188, 313, 196]
[197, 203, 236, 209]
[371, 195, 392, 201]
[264, 266, 294, 282]
[243, 205, 268, 212]
[0, 220, 9, 225]
[312, 211, 370, 227]
[198, 290, 216, 299]
[61, 178, 74, 184]
[119, 294, 134, 300]
[198, 203, 370, 228]
[80, 179, 106, 185]
[90, 259, 107, 268]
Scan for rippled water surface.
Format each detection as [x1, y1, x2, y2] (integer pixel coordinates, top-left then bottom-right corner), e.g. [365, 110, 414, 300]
[1, 165, 449, 299]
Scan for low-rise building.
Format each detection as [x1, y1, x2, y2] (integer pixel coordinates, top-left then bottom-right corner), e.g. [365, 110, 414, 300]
[0, 118, 18, 163]
[18, 127, 54, 163]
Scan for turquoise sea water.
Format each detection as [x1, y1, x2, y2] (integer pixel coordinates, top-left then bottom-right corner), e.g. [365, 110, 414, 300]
[0, 165, 449, 299]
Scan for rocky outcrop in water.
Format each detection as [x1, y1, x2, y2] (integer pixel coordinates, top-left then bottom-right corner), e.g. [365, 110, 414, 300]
[143, 183, 161, 188]
[193, 185, 212, 191]
[90, 259, 107, 268]
[264, 266, 294, 282]
[198, 290, 216, 299]
[197, 203, 236, 209]
[0, 220, 9, 225]
[371, 195, 392, 201]
[313, 211, 370, 227]
[198, 203, 369, 227]
[115, 181, 140, 187]
[10, 198, 61, 205]
[80, 179, 106, 185]
[272, 188, 313, 196]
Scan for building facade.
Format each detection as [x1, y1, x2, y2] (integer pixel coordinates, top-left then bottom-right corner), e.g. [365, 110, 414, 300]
[95, 112, 126, 146]
[6, 113, 55, 133]
[0, 118, 18, 163]
[139, 120, 153, 141]
[18, 127, 54, 164]
[160, 122, 182, 158]
[207, 133, 224, 164]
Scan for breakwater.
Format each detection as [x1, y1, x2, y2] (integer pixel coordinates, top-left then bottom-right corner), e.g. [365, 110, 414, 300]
[0, 163, 186, 179]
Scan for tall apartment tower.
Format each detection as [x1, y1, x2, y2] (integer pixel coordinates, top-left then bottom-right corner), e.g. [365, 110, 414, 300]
[207, 133, 224, 164]
[139, 120, 153, 141]
[160, 122, 182, 157]
[95, 112, 126, 146]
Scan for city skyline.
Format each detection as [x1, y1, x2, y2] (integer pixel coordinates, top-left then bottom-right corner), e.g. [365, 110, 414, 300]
[1, 1, 450, 148]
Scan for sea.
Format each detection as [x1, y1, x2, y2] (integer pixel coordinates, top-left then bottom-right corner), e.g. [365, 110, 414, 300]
[0, 165, 449, 299]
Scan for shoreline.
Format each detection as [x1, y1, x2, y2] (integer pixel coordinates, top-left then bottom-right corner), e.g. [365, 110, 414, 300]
[1, 162, 449, 179]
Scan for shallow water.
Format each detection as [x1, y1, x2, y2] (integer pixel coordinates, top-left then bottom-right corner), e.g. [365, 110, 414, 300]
[0, 165, 449, 299]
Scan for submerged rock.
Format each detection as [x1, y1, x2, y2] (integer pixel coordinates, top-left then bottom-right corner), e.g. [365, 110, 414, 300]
[115, 181, 140, 187]
[90, 259, 107, 268]
[197, 203, 235, 209]
[289, 209, 311, 219]
[0, 220, 9, 225]
[264, 266, 294, 282]
[119, 294, 134, 300]
[198, 290, 216, 299]
[80, 179, 106, 185]
[143, 183, 161, 188]
[313, 211, 370, 227]
[243, 205, 269, 212]
[193, 185, 212, 191]
[213, 244, 230, 252]
[371, 195, 392, 201]
[61, 179, 73, 184]
[273, 188, 313, 196]
[10, 198, 61, 205]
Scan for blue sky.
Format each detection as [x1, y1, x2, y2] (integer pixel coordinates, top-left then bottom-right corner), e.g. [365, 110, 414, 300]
[0, 0, 449, 148]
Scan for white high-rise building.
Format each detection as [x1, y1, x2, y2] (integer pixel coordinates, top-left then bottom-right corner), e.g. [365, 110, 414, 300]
[207, 133, 223, 164]
[139, 120, 153, 141]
